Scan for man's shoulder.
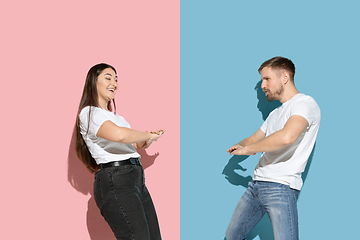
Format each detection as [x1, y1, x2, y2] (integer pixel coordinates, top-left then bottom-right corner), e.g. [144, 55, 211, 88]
[294, 93, 314, 101]
[291, 93, 321, 122]
[292, 93, 319, 108]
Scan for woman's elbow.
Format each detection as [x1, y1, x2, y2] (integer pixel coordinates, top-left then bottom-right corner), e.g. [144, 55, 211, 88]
[112, 128, 128, 143]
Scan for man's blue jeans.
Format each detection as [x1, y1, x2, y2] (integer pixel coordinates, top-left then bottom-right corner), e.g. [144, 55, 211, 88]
[225, 181, 300, 240]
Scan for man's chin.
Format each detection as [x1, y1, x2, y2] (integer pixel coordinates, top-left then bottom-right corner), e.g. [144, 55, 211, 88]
[266, 96, 275, 102]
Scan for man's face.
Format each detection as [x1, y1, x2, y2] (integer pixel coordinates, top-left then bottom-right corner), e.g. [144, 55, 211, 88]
[260, 67, 284, 102]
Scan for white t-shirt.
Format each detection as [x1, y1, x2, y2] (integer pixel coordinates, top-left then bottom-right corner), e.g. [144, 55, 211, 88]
[253, 93, 321, 190]
[79, 106, 140, 164]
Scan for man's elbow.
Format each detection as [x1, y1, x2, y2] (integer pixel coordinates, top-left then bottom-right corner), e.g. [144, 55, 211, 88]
[282, 134, 297, 145]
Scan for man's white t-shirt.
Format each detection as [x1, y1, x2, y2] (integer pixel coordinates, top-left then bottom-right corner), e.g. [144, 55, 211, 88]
[253, 93, 321, 190]
[79, 106, 140, 165]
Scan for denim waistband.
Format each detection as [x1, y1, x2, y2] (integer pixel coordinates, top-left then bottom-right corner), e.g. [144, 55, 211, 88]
[99, 157, 141, 169]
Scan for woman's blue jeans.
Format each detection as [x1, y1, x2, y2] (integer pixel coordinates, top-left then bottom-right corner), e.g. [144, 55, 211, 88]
[225, 181, 299, 240]
[94, 164, 161, 240]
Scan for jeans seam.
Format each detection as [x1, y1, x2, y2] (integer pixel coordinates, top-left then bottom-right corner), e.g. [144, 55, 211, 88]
[286, 187, 294, 240]
[109, 171, 135, 240]
[238, 183, 260, 239]
[238, 187, 261, 240]
[97, 177, 103, 203]
[238, 206, 262, 240]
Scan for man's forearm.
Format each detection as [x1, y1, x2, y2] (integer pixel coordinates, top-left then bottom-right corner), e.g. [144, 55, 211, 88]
[237, 138, 252, 147]
[228, 128, 266, 155]
[241, 116, 308, 155]
[244, 130, 290, 154]
[238, 134, 260, 147]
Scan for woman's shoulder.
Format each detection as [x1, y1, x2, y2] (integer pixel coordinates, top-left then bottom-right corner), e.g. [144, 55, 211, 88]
[80, 106, 95, 115]
[80, 106, 90, 114]
[79, 106, 106, 118]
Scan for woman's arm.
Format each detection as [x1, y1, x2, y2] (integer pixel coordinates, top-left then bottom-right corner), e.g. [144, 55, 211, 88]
[96, 120, 162, 144]
[134, 129, 165, 149]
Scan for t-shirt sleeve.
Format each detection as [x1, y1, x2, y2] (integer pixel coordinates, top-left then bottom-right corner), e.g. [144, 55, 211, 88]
[260, 108, 276, 133]
[79, 107, 110, 136]
[260, 117, 268, 133]
[291, 97, 320, 127]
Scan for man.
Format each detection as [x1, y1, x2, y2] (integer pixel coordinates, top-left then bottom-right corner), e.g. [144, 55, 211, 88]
[225, 57, 320, 240]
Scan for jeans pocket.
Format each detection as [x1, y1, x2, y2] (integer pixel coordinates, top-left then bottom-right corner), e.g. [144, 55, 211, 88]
[111, 165, 134, 175]
[292, 188, 300, 202]
[109, 165, 139, 190]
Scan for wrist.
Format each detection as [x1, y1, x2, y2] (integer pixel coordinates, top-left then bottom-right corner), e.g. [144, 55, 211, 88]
[147, 132, 153, 140]
[243, 146, 248, 153]
[243, 145, 255, 155]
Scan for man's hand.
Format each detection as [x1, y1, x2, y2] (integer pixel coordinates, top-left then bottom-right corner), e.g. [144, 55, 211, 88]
[230, 146, 256, 156]
[227, 144, 256, 156]
[227, 144, 242, 154]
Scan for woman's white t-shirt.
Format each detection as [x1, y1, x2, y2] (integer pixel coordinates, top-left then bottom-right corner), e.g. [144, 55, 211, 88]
[79, 106, 140, 164]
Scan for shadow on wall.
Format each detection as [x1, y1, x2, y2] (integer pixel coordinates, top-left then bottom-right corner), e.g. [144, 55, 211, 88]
[67, 124, 159, 240]
[222, 81, 316, 240]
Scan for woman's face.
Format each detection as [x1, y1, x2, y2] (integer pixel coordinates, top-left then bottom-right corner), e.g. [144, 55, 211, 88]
[96, 68, 118, 108]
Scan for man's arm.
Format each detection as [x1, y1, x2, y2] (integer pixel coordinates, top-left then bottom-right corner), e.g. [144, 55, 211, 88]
[230, 115, 308, 155]
[227, 128, 265, 153]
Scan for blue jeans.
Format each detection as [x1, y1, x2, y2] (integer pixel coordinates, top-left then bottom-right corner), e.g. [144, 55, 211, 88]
[94, 164, 161, 240]
[225, 181, 299, 240]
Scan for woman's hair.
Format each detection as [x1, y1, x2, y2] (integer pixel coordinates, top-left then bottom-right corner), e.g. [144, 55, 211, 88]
[75, 63, 117, 173]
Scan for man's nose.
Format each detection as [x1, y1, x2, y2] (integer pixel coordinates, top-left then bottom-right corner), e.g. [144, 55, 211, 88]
[261, 81, 266, 89]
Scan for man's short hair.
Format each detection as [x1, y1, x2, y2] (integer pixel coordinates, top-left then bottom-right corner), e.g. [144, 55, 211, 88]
[258, 56, 295, 81]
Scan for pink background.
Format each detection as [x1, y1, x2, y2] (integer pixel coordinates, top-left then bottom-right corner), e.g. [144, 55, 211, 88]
[0, 1, 179, 239]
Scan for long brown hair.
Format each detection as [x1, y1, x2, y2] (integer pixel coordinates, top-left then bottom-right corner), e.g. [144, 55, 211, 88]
[75, 63, 117, 173]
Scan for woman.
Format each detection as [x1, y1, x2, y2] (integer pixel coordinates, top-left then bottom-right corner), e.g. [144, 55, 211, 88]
[75, 63, 164, 240]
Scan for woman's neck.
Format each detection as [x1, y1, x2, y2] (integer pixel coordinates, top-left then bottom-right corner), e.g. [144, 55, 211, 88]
[98, 99, 109, 111]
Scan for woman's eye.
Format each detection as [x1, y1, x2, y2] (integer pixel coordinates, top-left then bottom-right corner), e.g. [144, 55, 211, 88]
[106, 78, 111, 80]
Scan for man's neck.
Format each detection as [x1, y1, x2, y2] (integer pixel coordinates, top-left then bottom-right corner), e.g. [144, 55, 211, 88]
[279, 87, 299, 103]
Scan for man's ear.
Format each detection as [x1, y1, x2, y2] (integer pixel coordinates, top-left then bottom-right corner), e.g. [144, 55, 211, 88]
[282, 71, 290, 84]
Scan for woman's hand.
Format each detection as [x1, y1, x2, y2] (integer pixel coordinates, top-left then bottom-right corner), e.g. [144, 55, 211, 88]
[150, 129, 165, 137]
[146, 129, 165, 147]
[136, 129, 165, 149]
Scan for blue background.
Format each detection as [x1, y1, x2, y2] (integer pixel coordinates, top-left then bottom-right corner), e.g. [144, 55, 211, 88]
[180, 1, 359, 239]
